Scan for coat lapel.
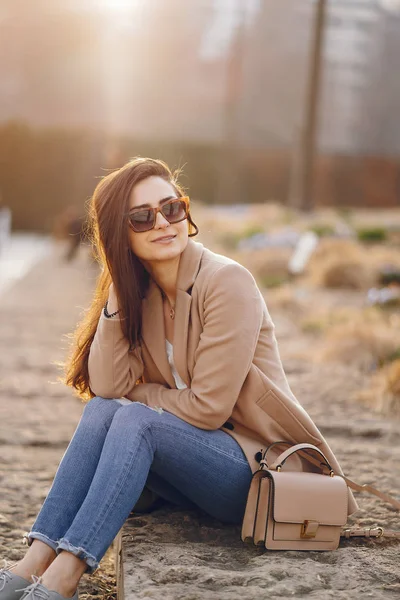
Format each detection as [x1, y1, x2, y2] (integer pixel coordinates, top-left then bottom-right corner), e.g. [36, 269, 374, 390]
[172, 288, 192, 386]
[141, 238, 205, 388]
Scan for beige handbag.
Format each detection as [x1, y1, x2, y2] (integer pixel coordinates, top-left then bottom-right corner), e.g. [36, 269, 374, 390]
[242, 442, 400, 551]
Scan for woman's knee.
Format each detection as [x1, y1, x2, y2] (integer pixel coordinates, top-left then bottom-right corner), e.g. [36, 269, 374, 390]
[81, 396, 122, 430]
[109, 401, 163, 432]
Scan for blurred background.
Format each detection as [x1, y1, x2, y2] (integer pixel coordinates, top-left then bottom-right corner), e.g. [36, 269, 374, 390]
[1, 0, 400, 233]
[2, 0, 400, 288]
[1, 3, 400, 598]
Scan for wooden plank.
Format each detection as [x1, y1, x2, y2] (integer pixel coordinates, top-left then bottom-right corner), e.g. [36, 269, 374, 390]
[114, 530, 124, 600]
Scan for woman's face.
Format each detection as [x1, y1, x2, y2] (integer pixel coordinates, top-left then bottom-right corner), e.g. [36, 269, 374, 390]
[127, 175, 189, 264]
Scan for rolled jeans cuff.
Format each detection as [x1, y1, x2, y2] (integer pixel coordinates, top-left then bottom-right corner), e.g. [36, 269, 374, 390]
[25, 532, 58, 553]
[56, 538, 100, 574]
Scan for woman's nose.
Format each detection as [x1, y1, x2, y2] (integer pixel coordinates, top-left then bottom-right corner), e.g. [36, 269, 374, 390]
[154, 210, 170, 228]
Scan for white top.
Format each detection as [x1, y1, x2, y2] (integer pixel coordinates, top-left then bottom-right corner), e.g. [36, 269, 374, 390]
[166, 339, 187, 389]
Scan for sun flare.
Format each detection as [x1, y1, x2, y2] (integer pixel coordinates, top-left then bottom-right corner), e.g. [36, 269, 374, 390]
[97, 0, 143, 11]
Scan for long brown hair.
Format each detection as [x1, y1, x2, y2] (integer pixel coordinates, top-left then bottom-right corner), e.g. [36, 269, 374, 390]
[61, 157, 199, 401]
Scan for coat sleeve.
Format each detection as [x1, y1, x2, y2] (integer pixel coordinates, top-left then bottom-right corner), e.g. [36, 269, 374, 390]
[88, 311, 144, 399]
[125, 263, 264, 429]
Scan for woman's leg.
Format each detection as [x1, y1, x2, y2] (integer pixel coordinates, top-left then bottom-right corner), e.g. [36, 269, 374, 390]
[144, 471, 197, 510]
[40, 400, 252, 594]
[12, 397, 123, 582]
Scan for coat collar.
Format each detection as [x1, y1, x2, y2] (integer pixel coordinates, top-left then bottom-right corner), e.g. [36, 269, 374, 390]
[141, 238, 205, 388]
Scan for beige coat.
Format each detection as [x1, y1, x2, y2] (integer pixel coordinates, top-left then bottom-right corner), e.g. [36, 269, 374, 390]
[88, 238, 358, 516]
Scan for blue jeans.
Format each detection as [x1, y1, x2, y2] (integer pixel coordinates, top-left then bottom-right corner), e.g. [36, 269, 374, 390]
[27, 397, 253, 574]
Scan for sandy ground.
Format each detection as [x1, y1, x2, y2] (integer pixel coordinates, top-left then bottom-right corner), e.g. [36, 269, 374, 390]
[0, 239, 399, 600]
[0, 242, 117, 600]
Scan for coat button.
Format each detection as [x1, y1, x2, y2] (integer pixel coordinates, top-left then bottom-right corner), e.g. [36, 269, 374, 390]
[255, 451, 263, 463]
[222, 421, 234, 430]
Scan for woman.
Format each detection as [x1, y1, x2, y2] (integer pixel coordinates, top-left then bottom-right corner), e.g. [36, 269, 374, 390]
[1, 157, 357, 600]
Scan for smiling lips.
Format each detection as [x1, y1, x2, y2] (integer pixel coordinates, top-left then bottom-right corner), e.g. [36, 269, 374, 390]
[152, 235, 176, 242]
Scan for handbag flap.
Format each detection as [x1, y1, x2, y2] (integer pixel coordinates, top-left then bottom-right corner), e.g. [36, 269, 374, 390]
[268, 471, 348, 526]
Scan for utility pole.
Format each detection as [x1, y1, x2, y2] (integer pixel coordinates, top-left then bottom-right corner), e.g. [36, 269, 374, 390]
[289, 0, 327, 212]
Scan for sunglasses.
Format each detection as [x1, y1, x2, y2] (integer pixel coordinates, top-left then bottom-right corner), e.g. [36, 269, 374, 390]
[127, 196, 190, 233]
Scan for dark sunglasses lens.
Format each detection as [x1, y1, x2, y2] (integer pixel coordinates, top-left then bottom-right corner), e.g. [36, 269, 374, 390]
[130, 209, 153, 232]
[162, 200, 187, 222]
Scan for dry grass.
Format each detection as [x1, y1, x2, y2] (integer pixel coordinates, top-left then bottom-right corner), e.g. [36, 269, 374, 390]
[354, 359, 400, 417]
[232, 248, 292, 287]
[245, 202, 293, 226]
[198, 205, 400, 292]
[305, 239, 374, 289]
[261, 284, 309, 320]
[303, 238, 400, 290]
[306, 308, 400, 370]
[79, 545, 116, 600]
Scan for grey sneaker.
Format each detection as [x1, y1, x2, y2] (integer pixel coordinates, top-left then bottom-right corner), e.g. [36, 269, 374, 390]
[16, 576, 78, 600]
[0, 560, 31, 600]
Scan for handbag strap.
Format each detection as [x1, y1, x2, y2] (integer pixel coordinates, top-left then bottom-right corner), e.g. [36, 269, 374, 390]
[268, 443, 334, 474]
[340, 474, 400, 510]
[338, 475, 400, 540]
[340, 526, 400, 539]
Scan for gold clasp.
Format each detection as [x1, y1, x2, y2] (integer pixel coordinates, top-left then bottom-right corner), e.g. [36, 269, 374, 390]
[301, 520, 319, 539]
